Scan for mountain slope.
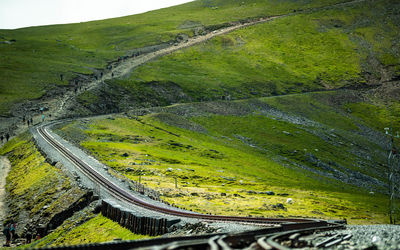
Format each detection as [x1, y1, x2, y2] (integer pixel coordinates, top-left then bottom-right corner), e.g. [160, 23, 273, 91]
[0, 0, 354, 116]
[99, 0, 398, 106]
[55, 88, 399, 224]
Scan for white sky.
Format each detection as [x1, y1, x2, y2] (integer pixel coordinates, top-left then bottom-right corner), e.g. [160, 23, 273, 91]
[0, 0, 194, 30]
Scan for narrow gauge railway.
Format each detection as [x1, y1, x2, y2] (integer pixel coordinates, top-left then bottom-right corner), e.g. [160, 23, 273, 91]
[43, 222, 346, 249]
[36, 123, 346, 249]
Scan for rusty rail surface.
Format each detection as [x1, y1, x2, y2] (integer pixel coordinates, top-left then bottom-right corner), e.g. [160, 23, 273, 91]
[36, 123, 346, 249]
[36, 124, 324, 225]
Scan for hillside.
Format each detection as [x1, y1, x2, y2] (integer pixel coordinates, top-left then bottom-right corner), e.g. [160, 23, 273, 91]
[72, 0, 400, 114]
[0, 0, 355, 117]
[55, 88, 399, 224]
[0, 0, 399, 247]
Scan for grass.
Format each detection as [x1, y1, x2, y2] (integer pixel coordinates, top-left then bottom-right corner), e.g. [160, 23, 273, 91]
[0, 0, 355, 115]
[105, 0, 399, 107]
[56, 90, 398, 224]
[0, 133, 80, 219]
[0, 134, 149, 247]
[346, 102, 400, 132]
[25, 214, 151, 248]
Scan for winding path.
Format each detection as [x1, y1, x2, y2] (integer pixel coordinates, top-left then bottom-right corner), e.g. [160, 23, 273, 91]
[50, 0, 367, 119]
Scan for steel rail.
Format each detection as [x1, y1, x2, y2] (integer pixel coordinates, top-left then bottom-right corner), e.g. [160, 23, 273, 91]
[263, 223, 346, 249]
[36, 123, 333, 227]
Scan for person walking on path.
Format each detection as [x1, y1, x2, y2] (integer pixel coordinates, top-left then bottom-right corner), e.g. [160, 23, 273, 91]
[3, 222, 11, 247]
[24, 226, 32, 244]
[9, 220, 16, 243]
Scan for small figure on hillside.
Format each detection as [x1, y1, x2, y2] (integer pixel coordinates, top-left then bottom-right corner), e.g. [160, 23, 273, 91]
[60, 74, 63, 81]
[9, 220, 16, 243]
[30, 118, 33, 125]
[3, 222, 11, 246]
[94, 75, 98, 80]
[35, 231, 41, 241]
[5, 133, 10, 142]
[100, 72, 103, 78]
[22, 115, 26, 123]
[42, 114, 45, 122]
[111, 72, 114, 77]
[27, 119, 30, 126]
[0, 135, 3, 142]
[24, 226, 32, 244]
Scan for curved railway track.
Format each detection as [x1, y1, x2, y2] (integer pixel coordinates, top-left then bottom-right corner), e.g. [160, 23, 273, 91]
[36, 123, 346, 249]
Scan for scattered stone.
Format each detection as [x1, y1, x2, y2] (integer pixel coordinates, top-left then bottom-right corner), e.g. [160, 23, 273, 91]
[167, 168, 174, 172]
[121, 152, 129, 157]
[283, 131, 291, 135]
[265, 191, 275, 195]
[286, 198, 293, 204]
[221, 193, 226, 196]
[221, 176, 236, 181]
[276, 203, 285, 209]
[278, 193, 289, 196]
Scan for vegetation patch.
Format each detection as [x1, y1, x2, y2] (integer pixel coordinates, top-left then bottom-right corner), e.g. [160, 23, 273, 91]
[26, 213, 151, 248]
[56, 90, 398, 224]
[108, 0, 399, 106]
[0, 0, 354, 115]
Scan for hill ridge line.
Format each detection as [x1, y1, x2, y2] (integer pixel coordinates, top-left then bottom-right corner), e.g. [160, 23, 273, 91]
[8, 0, 365, 127]
[54, 0, 367, 119]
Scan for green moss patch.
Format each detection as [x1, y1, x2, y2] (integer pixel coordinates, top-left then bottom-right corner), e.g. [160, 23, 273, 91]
[26, 214, 151, 248]
[56, 91, 398, 224]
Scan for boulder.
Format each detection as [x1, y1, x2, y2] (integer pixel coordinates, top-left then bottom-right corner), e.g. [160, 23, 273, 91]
[277, 203, 285, 209]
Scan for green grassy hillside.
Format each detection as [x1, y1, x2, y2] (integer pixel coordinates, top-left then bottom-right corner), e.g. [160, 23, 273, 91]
[0, 133, 150, 248]
[0, 0, 353, 116]
[56, 90, 399, 224]
[100, 0, 399, 109]
[25, 214, 151, 248]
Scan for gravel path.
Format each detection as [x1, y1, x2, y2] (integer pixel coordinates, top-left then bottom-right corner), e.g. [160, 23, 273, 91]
[0, 156, 11, 246]
[31, 122, 264, 233]
[307, 225, 400, 249]
[333, 225, 400, 250]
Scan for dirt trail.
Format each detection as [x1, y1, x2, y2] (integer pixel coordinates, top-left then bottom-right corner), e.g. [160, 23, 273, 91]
[0, 156, 11, 245]
[50, 0, 367, 119]
[11, 0, 368, 125]
[51, 15, 284, 118]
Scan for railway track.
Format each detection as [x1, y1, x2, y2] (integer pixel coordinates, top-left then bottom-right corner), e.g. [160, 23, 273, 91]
[36, 123, 346, 249]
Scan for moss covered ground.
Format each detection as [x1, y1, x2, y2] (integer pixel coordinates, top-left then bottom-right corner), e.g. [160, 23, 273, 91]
[25, 214, 151, 248]
[0, 133, 81, 224]
[0, 0, 353, 115]
[57, 90, 399, 224]
[0, 134, 148, 247]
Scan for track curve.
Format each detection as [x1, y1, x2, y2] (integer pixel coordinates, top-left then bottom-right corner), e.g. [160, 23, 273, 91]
[36, 122, 329, 226]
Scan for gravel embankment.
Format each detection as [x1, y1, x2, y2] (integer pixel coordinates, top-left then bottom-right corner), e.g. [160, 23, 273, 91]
[311, 225, 400, 249]
[334, 225, 400, 250]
